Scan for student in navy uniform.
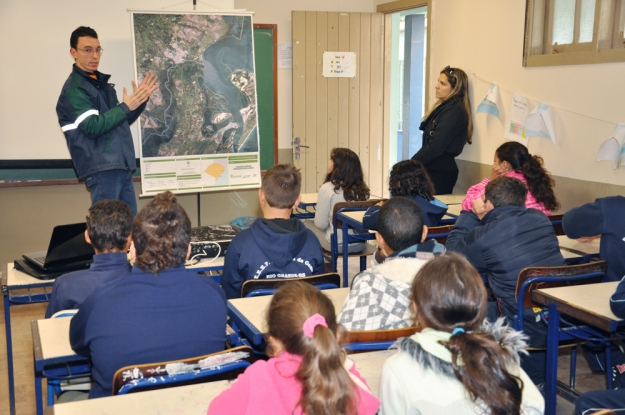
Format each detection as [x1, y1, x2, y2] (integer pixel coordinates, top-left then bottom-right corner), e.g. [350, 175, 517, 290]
[362, 159, 448, 230]
[221, 164, 325, 299]
[70, 191, 227, 399]
[446, 176, 565, 385]
[45, 200, 133, 318]
[563, 196, 625, 283]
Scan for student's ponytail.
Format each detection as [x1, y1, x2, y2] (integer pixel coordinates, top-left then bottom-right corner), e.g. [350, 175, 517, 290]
[520, 154, 559, 211]
[297, 321, 356, 415]
[411, 253, 525, 415]
[447, 329, 523, 415]
[267, 282, 358, 415]
[495, 141, 559, 211]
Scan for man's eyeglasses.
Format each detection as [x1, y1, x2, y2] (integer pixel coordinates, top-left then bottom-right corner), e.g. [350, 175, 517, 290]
[77, 48, 104, 56]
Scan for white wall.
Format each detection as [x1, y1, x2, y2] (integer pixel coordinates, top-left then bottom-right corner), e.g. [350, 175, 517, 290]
[427, 0, 625, 186]
[234, 0, 377, 151]
[0, 0, 235, 160]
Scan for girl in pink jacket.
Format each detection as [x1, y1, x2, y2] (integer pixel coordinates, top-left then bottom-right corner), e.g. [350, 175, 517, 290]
[461, 142, 559, 215]
[207, 282, 380, 415]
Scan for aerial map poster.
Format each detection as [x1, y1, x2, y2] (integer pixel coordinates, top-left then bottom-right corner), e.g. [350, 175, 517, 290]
[131, 11, 261, 196]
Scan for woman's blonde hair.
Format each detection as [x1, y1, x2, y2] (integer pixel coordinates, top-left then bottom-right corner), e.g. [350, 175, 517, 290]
[425, 66, 473, 144]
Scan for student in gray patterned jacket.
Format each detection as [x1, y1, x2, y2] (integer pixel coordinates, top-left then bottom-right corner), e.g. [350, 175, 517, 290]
[338, 197, 445, 331]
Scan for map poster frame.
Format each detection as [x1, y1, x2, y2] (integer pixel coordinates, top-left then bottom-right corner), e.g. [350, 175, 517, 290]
[130, 10, 261, 196]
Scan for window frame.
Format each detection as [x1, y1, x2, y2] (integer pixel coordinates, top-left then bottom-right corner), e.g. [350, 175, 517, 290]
[524, 0, 625, 67]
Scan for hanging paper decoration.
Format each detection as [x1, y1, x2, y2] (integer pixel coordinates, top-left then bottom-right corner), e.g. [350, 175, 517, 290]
[476, 83, 500, 117]
[525, 103, 557, 145]
[597, 124, 625, 169]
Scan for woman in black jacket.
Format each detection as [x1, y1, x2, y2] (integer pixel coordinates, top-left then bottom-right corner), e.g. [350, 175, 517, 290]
[412, 66, 473, 194]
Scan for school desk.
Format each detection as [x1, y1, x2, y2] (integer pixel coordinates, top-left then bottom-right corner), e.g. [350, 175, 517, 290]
[557, 235, 601, 259]
[44, 349, 392, 415]
[533, 282, 624, 415]
[228, 287, 349, 346]
[31, 317, 89, 415]
[3, 263, 55, 415]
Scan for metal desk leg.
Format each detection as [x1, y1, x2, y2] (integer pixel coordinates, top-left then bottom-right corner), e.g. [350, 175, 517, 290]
[4, 289, 16, 415]
[342, 221, 350, 288]
[34, 364, 44, 415]
[545, 303, 560, 415]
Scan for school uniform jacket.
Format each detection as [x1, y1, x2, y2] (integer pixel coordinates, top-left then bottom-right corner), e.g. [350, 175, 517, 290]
[70, 265, 227, 398]
[221, 218, 326, 299]
[362, 194, 448, 229]
[56, 64, 145, 178]
[45, 252, 131, 318]
[562, 196, 625, 283]
[445, 205, 565, 319]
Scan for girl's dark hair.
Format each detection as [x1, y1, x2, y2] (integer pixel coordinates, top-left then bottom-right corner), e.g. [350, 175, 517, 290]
[496, 142, 559, 211]
[132, 191, 191, 274]
[266, 282, 357, 415]
[411, 253, 523, 415]
[389, 160, 435, 200]
[324, 148, 370, 201]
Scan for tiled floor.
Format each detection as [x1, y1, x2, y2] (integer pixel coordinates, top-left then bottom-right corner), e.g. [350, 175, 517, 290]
[0, 262, 609, 414]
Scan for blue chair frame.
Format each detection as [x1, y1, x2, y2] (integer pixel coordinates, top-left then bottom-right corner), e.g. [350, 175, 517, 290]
[343, 326, 421, 353]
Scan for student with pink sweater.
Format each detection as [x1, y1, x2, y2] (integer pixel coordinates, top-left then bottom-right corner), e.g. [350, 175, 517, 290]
[207, 282, 380, 415]
[461, 142, 559, 215]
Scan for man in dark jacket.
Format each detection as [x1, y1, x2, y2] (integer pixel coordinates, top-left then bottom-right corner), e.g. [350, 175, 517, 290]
[221, 164, 325, 299]
[56, 26, 158, 214]
[446, 176, 565, 384]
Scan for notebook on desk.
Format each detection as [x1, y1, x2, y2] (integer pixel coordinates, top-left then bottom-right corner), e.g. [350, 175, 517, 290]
[20, 222, 95, 276]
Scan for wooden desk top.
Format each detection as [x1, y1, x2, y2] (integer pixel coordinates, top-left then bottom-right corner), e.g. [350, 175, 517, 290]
[299, 193, 318, 205]
[435, 194, 465, 205]
[533, 281, 621, 332]
[46, 379, 231, 415]
[228, 288, 350, 334]
[446, 204, 462, 216]
[5, 262, 55, 288]
[46, 348, 393, 415]
[33, 317, 75, 361]
[557, 235, 601, 256]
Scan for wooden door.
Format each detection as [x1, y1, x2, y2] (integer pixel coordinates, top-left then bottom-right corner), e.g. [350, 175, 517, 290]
[292, 11, 385, 196]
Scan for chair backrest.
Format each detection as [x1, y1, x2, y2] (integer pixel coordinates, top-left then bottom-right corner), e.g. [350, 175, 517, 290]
[548, 213, 564, 235]
[241, 273, 341, 298]
[514, 261, 608, 309]
[112, 346, 255, 395]
[424, 224, 454, 244]
[343, 326, 422, 352]
[50, 309, 78, 318]
[331, 199, 386, 229]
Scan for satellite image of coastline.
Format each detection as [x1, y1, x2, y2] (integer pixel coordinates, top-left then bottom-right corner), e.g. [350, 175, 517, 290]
[133, 13, 258, 158]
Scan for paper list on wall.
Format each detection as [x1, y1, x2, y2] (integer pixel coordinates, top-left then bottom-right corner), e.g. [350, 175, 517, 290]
[322, 52, 356, 77]
[597, 124, 625, 169]
[476, 83, 500, 117]
[504, 93, 529, 145]
[525, 103, 557, 145]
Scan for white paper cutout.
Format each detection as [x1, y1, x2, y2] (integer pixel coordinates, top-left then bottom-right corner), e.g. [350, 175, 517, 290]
[476, 83, 500, 117]
[597, 124, 625, 169]
[525, 103, 557, 145]
[504, 94, 530, 145]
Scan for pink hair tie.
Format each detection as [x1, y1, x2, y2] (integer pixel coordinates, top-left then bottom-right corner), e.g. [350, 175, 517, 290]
[303, 313, 328, 338]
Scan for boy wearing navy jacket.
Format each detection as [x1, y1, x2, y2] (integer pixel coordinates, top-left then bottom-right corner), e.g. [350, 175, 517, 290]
[45, 199, 133, 318]
[221, 164, 325, 299]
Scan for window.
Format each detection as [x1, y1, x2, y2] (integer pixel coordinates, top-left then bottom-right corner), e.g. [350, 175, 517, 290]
[524, 0, 625, 66]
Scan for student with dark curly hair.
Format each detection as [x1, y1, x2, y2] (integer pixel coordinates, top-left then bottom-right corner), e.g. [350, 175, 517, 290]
[462, 141, 559, 215]
[312, 148, 370, 253]
[363, 159, 448, 230]
[380, 253, 544, 415]
[70, 191, 227, 399]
